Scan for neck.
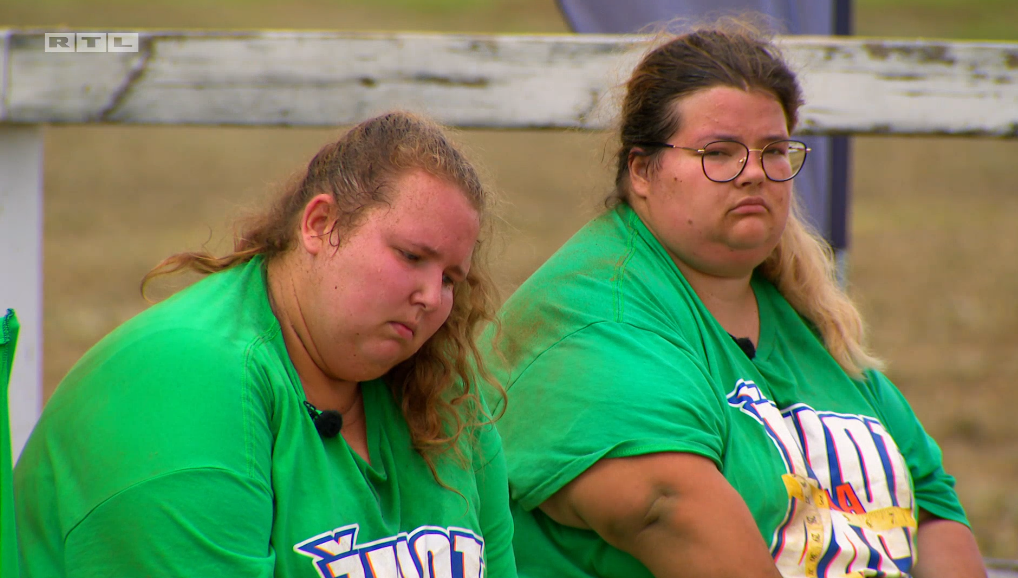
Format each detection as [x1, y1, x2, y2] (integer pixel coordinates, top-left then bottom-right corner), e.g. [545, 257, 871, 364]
[626, 199, 762, 343]
[309, 386, 364, 425]
[675, 259, 760, 345]
[266, 253, 361, 413]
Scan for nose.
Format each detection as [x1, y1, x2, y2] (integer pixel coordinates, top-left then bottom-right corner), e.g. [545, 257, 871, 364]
[735, 150, 767, 184]
[411, 270, 444, 312]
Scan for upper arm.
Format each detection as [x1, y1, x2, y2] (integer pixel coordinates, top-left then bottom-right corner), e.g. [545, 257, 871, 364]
[65, 468, 274, 578]
[540, 453, 782, 578]
[913, 511, 987, 578]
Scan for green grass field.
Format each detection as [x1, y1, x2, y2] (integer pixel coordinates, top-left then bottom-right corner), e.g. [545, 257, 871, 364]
[4, 0, 1017, 559]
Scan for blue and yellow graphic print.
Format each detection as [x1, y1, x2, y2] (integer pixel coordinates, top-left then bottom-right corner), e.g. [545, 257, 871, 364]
[728, 380, 918, 577]
[295, 524, 486, 578]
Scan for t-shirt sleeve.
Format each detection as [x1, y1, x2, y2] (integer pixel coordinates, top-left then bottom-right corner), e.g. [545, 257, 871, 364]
[64, 468, 274, 577]
[15, 326, 278, 577]
[497, 322, 727, 511]
[865, 370, 969, 526]
[472, 423, 517, 578]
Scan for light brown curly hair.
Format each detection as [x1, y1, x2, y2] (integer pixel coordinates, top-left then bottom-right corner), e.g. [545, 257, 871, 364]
[142, 110, 503, 476]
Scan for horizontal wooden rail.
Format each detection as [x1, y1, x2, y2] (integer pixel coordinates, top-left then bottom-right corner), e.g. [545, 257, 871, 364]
[2, 29, 1017, 136]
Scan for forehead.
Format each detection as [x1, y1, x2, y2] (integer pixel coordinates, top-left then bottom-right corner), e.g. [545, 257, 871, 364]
[386, 170, 476, 217]
[671, 86, 789, 141]
[368, 170, 479, 242]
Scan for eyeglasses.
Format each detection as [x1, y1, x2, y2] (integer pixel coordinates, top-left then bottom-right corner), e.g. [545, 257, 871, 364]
[637, 139, 810, 183]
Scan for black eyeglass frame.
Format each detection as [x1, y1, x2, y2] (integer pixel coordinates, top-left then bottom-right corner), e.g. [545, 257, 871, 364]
[635, 139, 811, 183]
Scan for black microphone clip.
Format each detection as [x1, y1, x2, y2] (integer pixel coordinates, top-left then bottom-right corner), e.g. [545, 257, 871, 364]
[303, 400, 343, 438]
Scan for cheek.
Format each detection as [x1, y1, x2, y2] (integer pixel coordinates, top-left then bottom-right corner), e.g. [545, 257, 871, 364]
[371, 255, 413, 294]
[436, 288, 456, 323]
[652, 167, 709, 221]
[331, 261, 407, 319]
[774, 186, 793, 220]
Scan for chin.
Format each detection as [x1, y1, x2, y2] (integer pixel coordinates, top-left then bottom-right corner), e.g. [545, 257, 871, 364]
[334, 362, 390, 384]
[729, 228, 781, 253]
[726, 239, 771, 256]
[363, 346, 418, 376]
[717, 244, 777, 274]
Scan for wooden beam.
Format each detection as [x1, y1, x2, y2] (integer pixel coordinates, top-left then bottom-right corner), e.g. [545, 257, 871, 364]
[2, 29, 1016, 136]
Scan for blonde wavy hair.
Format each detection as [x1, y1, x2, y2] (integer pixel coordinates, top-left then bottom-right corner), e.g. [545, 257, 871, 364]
[143, 111, 504, 476]
[609, 24, 881, 377]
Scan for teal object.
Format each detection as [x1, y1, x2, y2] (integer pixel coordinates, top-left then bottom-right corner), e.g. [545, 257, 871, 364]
[1, 309, 20, 578]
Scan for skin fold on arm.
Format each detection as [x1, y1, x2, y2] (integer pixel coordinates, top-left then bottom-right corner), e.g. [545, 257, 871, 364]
[540, 452, 784, 578]
[542, 454, 989, 578]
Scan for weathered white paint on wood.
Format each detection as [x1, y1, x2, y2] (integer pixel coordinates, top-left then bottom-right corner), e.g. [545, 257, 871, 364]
[2, 30, 1017, 136]
[0, 126, 44, 461]
[786, 35, 1018, 137]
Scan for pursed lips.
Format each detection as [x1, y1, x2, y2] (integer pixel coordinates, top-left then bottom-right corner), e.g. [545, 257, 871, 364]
[730, 196, 768, 214]
[390, 320, 417, 340]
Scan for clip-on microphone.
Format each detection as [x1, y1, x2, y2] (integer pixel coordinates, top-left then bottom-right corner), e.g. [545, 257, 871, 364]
[303, 400, 344, 438]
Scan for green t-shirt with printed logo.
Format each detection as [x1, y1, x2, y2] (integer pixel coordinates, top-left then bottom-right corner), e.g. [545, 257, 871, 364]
[479, 203, 966, 578]
[14, 256, 515, 578]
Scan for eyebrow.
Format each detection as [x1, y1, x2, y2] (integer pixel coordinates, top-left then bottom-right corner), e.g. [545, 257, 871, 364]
[699, 133, 789, 145]
[701, 133, 740, 142]
[407, 242, 468, 279]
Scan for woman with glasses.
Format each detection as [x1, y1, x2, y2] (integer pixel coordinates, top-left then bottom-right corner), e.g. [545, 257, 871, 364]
[478, 24, 985, 578]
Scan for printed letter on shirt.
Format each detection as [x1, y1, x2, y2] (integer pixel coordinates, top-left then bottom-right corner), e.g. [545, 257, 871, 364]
[295, 524, 485, 578]
[728, 380, 917, 578]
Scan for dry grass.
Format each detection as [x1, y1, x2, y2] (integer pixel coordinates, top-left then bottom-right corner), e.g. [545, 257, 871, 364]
[6, 0, 1017, 559]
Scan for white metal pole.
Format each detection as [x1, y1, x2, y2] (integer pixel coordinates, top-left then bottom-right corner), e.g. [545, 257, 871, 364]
[0, 125, 45, 463]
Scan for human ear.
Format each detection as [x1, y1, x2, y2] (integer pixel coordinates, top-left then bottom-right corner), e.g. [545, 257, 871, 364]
[627, 148, 654, 200]
[299, 194, 337, 256]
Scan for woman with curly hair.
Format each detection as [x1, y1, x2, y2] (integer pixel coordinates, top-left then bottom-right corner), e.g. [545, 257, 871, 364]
[15, 111, 515, 578]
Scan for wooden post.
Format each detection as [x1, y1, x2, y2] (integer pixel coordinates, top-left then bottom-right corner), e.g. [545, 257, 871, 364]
[0, 125, 44, 462]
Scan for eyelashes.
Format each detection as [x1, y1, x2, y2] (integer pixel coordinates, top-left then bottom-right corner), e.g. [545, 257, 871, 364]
[398, 248, 456, 287]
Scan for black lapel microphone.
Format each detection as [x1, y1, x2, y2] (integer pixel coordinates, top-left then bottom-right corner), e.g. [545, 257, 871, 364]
[303, 400, 343, 438]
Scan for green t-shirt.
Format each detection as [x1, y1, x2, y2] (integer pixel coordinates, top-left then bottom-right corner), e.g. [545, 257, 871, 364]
[480, 204, 966, 578]
[14, 257, 516, 578]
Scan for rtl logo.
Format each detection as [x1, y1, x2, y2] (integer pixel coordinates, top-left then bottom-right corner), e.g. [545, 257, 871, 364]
[44, 33, 140, 53]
